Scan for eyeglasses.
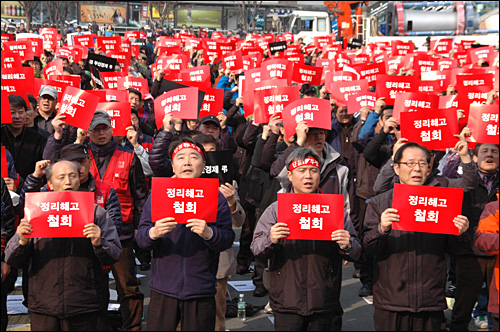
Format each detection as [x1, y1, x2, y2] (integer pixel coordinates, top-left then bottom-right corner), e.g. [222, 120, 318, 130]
[399, 161, 429, 169]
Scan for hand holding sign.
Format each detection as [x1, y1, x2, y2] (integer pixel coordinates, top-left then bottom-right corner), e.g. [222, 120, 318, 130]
[186, 219, 212, 239]
[17, 218, 33, 246]
[270, 223, 290, 244]
[381, 208, 400, 233]
[331, 230, 351, 249]
[150, 217, 177, 240]
[453, 215, 470, 236]
[52, 114, 67, 140]
[83, 223, 101, 246]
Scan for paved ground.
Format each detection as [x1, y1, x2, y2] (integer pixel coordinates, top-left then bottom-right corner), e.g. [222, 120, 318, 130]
[6, 228, 489, 331]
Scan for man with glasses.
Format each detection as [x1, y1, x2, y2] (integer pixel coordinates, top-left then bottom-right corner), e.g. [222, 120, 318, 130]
[362, 142, 475, 331]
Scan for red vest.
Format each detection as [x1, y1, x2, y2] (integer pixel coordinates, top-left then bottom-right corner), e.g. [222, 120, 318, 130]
[93, 180, 111, 208]
[89, 147, 135, 224]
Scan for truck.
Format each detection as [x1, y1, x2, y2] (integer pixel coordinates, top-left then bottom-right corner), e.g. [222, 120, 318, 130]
[283, 10, 331, 45]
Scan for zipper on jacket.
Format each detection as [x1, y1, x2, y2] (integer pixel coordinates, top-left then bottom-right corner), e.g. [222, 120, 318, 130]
[181, 227, 188, 299]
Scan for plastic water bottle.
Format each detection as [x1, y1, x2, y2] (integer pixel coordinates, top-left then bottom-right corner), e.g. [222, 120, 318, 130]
[237, 293, 246, 321]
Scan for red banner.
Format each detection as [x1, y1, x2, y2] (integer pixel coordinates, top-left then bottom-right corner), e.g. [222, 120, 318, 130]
[43, 59, 64, 79]
[1, 79, 31, 107]
[277, 193, 344, 241]
[154, 87, 199, 128]
[151, 177, 219, 224]
[376, 75, 419, 105]
[100, 72, 127, 89]
[400, 109, 459, 150]
[393, 92, 439, 120]
[391, 41, 414, 56]
[73, 34, 96, 48]
[199, 88, 224, 118]
[179, 65, 210, 88]
[254, 86, 300, 124]
[124, 31, 146, 40]
[39, 28, 58, 50]
[282, 98, 331, 139]
[1, 146, 8, 178]
[260, 59, 293, 84]
[405, 54, 438, 76]
[314, 36, 331, 49]
[95, 102, 131, 136]
[1, 91, 12, 124]
[1, 34, 14, 43]
[16, 37, 43, 57]
[467, 105, 499, 144]
[347, 91, 377, 114]
[418, 80, 441, 95]
[116, 76, 149, 98]
[329, 79, 369, 107]
[96, 36, 122, 53]
[24, 192, 95, 238]
[392, 184, 463, 235]
[3, 40, 34, 61]
[58, 86, 101, 130]
[430, 38, 453, 55]
[421, 70, 452, 90]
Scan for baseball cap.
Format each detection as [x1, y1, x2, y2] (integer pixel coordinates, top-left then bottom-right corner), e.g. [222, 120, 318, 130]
[139, 53, 148, 60]
[199, 115, 220, 128]
[60, 144, 89, 161]
[300, 83, 317, 96]
[39, 85, 58, 100]
[89, 111, 112, 131]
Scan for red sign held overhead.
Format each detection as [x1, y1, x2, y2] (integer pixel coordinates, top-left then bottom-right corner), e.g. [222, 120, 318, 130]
[154, 87, 199, 128]
[437, 58, 458, 71]
[456, 85, 492, 123]
[39, 28, 58, 50]
[73, 34, 96, 48]
[468, 46, 495, 65]
[376, 75, 419, 105]
[48, 74, 82, 89]
[96, 102, 132, 137]
[455, 73, 494, 90]
[328, 79, 369, 107]
[430, 38, 453, 55]
[347, 92, 377, 114]
[116, 76, 149, 98]
[254, 86, 300, 124]
[391, 41, 414, 56]
[24, 192, 95, 238]
[400, 109, 459, 150]
[1, 51, 22, 69]
[260, 59, 293, 84]
[282, 98, 332, 139]
[393, 92, 439, 120]
[467, 105, 499, 145]
[100, 72, 127, 90]
[277, 193, 345, 241]
[151, 177, 219, 224]
[392, 184, 464, 235]
[199, 88, 224, 118]
[43, 59, 64, 79]
[3, 40, 34, 61]
[222, 51, 244, 73]
[1, 66, 36, 98]
[292, 63, 323, 86]
[385, 55, 405, 74]
[58, 86, 101, 130]
[96, 36, 122, 53]
[107, 51, 131, 73]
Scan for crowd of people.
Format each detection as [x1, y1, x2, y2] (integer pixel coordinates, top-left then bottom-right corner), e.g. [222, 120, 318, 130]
[0, 17, 499, 332]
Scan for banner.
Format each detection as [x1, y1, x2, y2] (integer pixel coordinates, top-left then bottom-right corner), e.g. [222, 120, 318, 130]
[347, 92, 377, 114]
[201, 151, 234, 185]
[292, 63, 323, 86]
[400, 109, 459, 150]
[260, 59, 293, 84]
[393, 92, 439, 120]
[151, 177, 219, 224]
[254, 86, 300, 124]
[392, 184, 463, 235]
[39, 28, 58, 50]
[3, 40, 34, 61]
[277, 193, 344, 241]
[107, 51, 131, 73]
[328, 79, 369, 107]
[282, 98, 331, 139]
[73, 34, 96, 48]
[391, 41, 414, 56]
[154, 87, 199, 128]
[244, 79, 287, 117]
[86, 53, 119, 72]
[430, 38, 453, 55]
[95, 102, 131, 137]
[351, 62, 385, 86]
[24, 192, 95, 238]
[376, 75, 419, 105]
[269, 41, 287, 55]
[48, 74, 82, 89]
[467, 105, 499, 144]
[222, 52, 244, 73]
[199, 88, 224, 118]
[58, 86, 101, 130]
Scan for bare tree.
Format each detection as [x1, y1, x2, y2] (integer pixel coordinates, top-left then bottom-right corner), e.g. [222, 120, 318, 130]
[149, 1, 179, 29]
[46, 1, 71, 36]
[236, 1, 264, 33]
[19, 1, 39, 31]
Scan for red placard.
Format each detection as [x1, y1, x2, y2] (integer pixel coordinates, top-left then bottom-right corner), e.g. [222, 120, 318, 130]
[282, 98, 332, 139]
[116, 76, 149, 98]
[1, 51, 22, 69]
[55, 47, 74, 60]
[73, 34, 95, 48]
[400, 109, 459, 150]
[314, 36, 331, 49]
[393, 92, 440, 120]
[24, 192, 95, 238]
[421, 70, 452, 90]
[48, 74, 81, 89]
[406, 54, 437, 76]
[1, 79, 31, 107]
[418, 80, 442, 95]
[124, 31, 146, 40]
[439, 95, 459, 110]
[199, 29, 208, 39]
[222, 51, 244, 73]
[100, 72, 127, 90]
[263, 34, 274, 43]
[292, 63, 323, 85]
[430, 38, 453, 55]
[1, 34, 13, 43]
[95, 102, 132, 137]
[199, 88, 224, 118]
[244, 79, 287, 117]
[392, 184, 463, 235]
[260, 59, 293, 84]
[351, 62, 386, 86]
[1, 66, 36, 98]
[17, 37, 43, 57]
[33, 78, 67, 103]
[467, 105, 499, 144]
[277, 193, 344, 241]
[455, 73, 494, 90]
[385, 55, 405, 73]
[347, 91, 377, 114]
[468, 46, 495, 65]
[391, 41, 414, 56]
[107, 51, 131, 73]
[154, 87, 199, 128]
[179, 65, 211, 87]
[151, 177, 219, 224]
[328, 79, 369, 107]
[1, 91, 12, 124]
[43, 59, 64, 79]
[376, 75, 419, 105]
[456, 85, 492, 123]
[254, 86, 300, 124]
[3, 40, 34, 61]
[438, 58, 458, 71]
[1, 146, 8, 178]
[58, 86, 101, 130]
[96, 36, 122, 53]
[39, 28, 58, 50]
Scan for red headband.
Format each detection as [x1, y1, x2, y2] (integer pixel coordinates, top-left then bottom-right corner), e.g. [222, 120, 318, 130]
[172, 142, 205, 159]
[289, 157, 320, 172]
